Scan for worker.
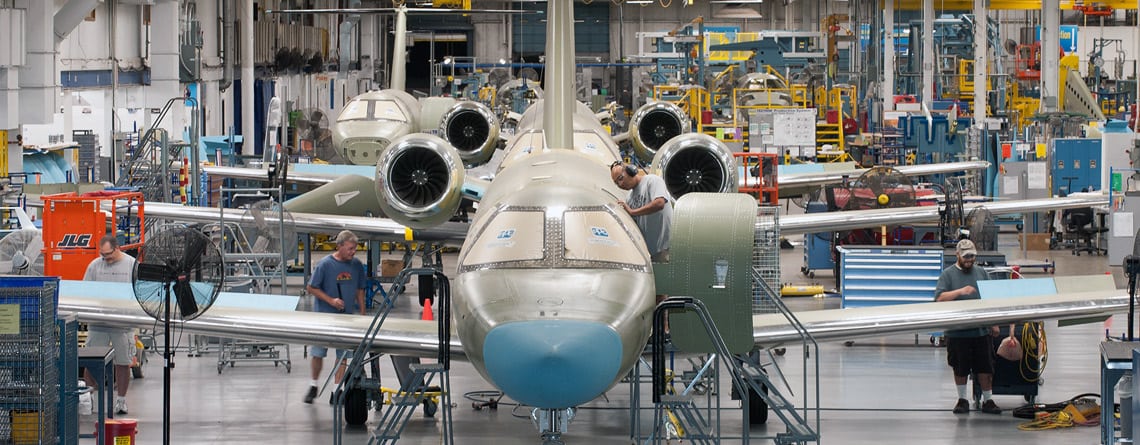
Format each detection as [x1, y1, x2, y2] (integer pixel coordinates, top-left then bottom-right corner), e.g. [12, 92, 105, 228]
[934, 239, 1001, 415]
[83, 235, 138, 415]
[303, 230, 367, 404]
[610, 161, 672, 330]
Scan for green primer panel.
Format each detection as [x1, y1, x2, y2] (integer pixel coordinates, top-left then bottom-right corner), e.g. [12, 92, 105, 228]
[656, 193, 757, 354]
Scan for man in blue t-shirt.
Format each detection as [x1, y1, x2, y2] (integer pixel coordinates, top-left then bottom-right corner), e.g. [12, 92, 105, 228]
[934, 239, 1001, 415]
[303, 230, 367, 404]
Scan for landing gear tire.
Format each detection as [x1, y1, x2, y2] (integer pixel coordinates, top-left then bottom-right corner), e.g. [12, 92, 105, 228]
[423, 399, 439, 418]
[748, 383, 769, 425]
[344, 388, 369, 426]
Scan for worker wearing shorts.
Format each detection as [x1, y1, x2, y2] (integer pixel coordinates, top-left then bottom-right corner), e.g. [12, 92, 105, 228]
[302, 230, 366, 404]
[83, 235, 137, 415]
[934, 239, 1001, 415]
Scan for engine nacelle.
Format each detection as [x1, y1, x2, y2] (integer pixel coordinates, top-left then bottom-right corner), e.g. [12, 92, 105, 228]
[651, 133, 738, 199]
[439, 101, 500, 167]
[628, 101, 689, 163]
[375, 134, 466, 229]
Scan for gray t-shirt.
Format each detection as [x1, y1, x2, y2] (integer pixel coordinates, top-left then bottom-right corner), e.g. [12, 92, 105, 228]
[933, 263, 991, 338]
[627, 174, 672, 257]
[83, 254, 137, 283]
[84, 253, 137, 334]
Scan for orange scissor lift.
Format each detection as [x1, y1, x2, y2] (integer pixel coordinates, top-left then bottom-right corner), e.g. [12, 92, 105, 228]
[734, 152, 779, 206]
[41, 190, 145, 279]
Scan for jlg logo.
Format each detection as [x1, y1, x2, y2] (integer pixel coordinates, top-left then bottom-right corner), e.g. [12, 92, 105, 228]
[58, 234, 92, 248]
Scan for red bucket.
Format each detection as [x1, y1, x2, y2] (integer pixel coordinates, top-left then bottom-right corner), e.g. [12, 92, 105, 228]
[101, 419, 137, 445]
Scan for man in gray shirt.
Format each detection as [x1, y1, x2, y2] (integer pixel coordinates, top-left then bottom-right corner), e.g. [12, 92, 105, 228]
[934, 239, 1000, 415]
[611, 162, 672, 262]
[83, 235, 138, 415]
[612, 161, 673, 330]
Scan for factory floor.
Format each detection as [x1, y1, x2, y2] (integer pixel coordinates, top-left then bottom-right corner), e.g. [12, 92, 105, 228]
[78, 233, 1126, 445]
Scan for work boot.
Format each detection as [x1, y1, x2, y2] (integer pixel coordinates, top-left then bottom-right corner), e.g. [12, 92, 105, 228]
[981, 399, 1002, 415]
[952, 398, 970, 414]
[303, 386, 317, 404]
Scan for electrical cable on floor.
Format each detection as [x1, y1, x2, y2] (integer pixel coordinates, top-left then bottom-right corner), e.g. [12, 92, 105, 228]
[1018, 321, 1047, 382]
[1011, 393, 1101, 431]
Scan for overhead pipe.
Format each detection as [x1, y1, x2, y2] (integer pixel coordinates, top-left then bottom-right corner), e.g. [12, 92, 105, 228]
[338, 0, 360, 77]
[19, 0, 55, 124]
[220, 0, 234, 92]
[53, 0, 102, 45]
[240, 0, 254, 156]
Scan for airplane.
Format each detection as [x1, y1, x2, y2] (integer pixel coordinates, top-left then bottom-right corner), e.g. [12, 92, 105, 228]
[276, 6, 523, 167]
[53, 1, 1125, 443]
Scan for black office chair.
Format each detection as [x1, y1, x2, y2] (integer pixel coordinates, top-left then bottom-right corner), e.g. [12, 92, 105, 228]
[1063, 207, 1106, 256]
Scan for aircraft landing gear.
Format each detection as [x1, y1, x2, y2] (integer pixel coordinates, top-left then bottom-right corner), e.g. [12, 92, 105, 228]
[533, 407, 575, 445]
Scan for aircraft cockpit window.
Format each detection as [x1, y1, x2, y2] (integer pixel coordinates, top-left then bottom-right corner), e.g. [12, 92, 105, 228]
[372, 100, 408, 123]
[337, 100, 370, 122]
[462, 210, 546, 266]
[563, 210, 647, 266]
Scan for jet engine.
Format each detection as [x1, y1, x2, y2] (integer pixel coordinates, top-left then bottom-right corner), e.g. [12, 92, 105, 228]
[374, 134, 466, 229]
[651, 133, 738, 199]
[628, 101, 690, 163]
[439, 101, 501, 167]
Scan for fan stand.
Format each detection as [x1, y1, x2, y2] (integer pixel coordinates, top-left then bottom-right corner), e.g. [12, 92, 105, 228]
[138, 263, 192, 445]
[160, 278, 174, 445]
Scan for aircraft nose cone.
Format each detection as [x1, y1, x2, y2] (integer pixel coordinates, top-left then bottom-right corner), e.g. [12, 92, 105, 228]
[483, 320, 622, 408]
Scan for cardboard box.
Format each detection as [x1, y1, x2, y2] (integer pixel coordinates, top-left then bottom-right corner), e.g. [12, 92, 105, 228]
[380, 259, 404, 278]
[1019, 233, 1052, 251]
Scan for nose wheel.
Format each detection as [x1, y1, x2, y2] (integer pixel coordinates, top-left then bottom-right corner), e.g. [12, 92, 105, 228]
[533, 408, 575, 445]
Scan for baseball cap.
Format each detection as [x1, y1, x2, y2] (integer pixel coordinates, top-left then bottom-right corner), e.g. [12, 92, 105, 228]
[956, 239, 977, 257]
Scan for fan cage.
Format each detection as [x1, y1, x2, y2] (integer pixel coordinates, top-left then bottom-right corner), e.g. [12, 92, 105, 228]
[133, 228, 224, 322]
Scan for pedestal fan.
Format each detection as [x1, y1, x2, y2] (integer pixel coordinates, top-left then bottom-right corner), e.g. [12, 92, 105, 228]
[132, 227, 224, 444]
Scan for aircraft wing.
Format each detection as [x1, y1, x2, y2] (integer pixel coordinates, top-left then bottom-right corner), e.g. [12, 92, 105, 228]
[777, 194, 1106, 236]
[57, 280, 457, 358]
[777, 160, 991, 198]
[754, 290, 1126, 348]
[141, 202, 468, 246]
[202, 165, 345, 186]
[201, 164, 489, 203]
[58, 281, 1125, 359]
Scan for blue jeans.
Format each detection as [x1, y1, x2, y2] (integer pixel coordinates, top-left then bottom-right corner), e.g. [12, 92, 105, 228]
[310, 346, 350, 360]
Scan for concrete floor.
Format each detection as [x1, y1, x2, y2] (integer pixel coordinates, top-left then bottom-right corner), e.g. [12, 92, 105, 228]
[80, 232, 1126, 444]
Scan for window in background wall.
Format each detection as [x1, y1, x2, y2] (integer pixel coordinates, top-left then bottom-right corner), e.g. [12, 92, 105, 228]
[512, 2, 610, 59]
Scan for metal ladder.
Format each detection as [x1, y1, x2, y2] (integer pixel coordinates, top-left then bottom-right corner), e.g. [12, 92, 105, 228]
[370, 362, 453, 444]
[116, 97, 197, 203]
[330, 268, 454, 445]
[648, 293, 818, 445]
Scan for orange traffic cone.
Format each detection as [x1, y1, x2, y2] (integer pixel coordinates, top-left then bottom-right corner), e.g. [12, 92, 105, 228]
[422, 299, 434, 321]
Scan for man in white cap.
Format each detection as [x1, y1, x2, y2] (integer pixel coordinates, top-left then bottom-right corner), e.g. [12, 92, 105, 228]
[934, 239, 1001, 415]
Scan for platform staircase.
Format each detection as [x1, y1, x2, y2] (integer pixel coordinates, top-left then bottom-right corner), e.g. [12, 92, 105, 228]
[116, 97, 195, 203]
[331, 265, 454, 445]
[647, 290, 818, 444]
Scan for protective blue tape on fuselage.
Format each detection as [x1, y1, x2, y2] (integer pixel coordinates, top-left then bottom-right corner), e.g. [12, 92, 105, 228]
[483, 319, 622, 409]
